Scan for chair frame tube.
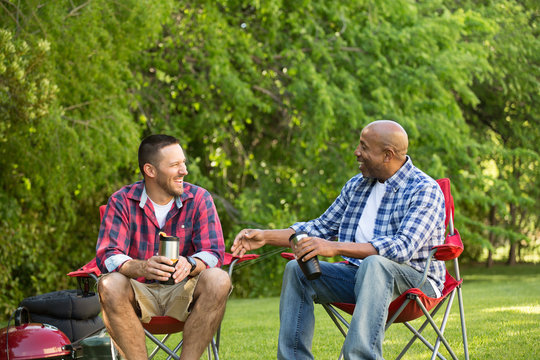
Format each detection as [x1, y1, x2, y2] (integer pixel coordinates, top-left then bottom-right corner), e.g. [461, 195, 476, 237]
[396, 298, 447, 359]
[145, 330, 180, 360]
[454, 257, 469, 360]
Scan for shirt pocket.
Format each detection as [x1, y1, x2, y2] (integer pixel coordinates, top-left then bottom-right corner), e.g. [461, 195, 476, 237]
[174, 221, 193, 250]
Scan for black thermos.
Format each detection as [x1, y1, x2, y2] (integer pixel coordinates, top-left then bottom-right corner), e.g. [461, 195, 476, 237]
[289, 231, 322, 280]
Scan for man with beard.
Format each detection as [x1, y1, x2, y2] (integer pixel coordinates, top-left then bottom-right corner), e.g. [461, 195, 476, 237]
[96, 134, 229, 360]
[232, 120, 446, 360]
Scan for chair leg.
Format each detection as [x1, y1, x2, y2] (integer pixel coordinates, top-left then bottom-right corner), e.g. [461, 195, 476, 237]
[338, 346, 345, 360]
[398, 322, 448, 360]
[430, 291, 457, 360]
[453, 258, 469, 360]
[148, 334, 170, 359]
[457, 285, 470, 360]
[144, 329, 180, 360]
[386, 298, 412, 331]
[110, 337, 120, 360]
[208, 338, 219, 360]
[216, 324, 221, 351]
[169, 338, 183, 360]
[322, 304, 349, 337]
[415, 298, 459, 360]
[397, 300, 445, 360]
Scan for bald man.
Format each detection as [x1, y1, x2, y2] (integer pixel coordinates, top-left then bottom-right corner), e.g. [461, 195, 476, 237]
[232, 120, 446, 360]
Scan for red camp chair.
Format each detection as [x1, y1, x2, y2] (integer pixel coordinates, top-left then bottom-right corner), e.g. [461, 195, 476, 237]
[281, 178, 469, 360]
[68, 205, 259, 360]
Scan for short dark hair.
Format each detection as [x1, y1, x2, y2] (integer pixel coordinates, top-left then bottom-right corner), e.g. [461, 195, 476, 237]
[138, 134, 179, 176]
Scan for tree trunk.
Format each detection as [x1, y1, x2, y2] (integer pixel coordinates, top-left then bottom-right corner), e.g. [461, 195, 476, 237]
[507, 242, 517, 265]
[486, 250, 494, 268]
[487, 205, 496, 268]
[506, 155, 520, 266]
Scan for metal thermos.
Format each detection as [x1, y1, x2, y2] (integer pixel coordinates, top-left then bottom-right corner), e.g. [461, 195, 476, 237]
[289, 231, 322, 280]
[158, 232, 180, 285]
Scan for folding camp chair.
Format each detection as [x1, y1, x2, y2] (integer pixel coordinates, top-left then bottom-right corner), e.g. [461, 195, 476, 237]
[68, 205, 259, 360]
[281, 178, 469, 360]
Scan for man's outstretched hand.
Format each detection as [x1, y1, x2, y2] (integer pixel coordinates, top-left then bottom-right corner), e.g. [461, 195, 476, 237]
[231, 229, 265, 257]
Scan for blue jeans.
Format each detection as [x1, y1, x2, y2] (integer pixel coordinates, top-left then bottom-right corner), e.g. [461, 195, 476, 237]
[277, 255, 437, 360]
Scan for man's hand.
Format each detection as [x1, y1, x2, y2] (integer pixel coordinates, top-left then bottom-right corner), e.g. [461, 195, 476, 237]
[121, 256, 197, 283]
[171, 256, 195, 283]
[231, 229, 265, 257]
[293, 236, 338, 261]
[143, 255, 176, 282]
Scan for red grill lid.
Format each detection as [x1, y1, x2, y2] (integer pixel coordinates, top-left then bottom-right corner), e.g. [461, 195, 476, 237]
[0, 323, 71, 359]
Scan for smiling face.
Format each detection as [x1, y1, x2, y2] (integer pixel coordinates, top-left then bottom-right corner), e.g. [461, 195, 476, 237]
[353, 120, 410, 182]
[354, 126, 387, 180]
[153, 144, 188, 199]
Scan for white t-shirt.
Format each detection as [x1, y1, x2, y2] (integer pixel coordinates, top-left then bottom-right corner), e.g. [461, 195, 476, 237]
[355, 181, 386, 244]
[150, 198, 174, 229]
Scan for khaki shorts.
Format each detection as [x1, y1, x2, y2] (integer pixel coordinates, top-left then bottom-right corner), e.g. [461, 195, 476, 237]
[129, 275, 199, 323]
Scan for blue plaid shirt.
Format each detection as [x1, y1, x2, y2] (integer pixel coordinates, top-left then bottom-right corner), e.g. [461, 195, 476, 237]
[291, 157, 446, 292]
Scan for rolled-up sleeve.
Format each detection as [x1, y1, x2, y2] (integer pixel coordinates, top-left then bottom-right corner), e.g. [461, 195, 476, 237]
[95, 198, 133, 273]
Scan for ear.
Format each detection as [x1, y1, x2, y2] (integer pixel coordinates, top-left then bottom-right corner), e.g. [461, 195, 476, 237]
[143, 163, 157, 178]
[383, 148, 395, 163]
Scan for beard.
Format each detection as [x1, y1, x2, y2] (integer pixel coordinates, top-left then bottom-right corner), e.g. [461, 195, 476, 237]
[359, 159, 384, 180]
[157, 174, 184, 197]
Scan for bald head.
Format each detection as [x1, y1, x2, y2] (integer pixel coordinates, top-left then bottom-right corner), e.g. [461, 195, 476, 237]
[355, 120, 409, 181]
[364, 120, 408, 160]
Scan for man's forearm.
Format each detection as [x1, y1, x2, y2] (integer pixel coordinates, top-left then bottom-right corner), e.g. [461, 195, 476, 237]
[335, 241, 379, 259]
[118, 259, 147, 279]
[262, 228, 296, 247]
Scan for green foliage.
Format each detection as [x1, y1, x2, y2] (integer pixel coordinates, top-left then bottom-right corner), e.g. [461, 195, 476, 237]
[0, 0, 173, 317]
[444, 0, 540, 262]
[0, 28, 61, 314]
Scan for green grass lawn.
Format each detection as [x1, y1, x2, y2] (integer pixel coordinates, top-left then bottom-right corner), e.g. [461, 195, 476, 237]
[148, 263, 539, 359]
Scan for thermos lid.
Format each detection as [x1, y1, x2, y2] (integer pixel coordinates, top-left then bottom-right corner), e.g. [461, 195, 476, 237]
[289, 231, 308, 242]
[159, 232, 179, 241]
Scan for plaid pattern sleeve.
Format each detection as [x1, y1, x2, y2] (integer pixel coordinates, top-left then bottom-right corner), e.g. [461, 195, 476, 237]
[95, 191, 139, 274]
[189, 189, 225, 267]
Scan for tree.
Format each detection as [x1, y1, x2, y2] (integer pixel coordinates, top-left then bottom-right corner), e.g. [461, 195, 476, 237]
[445, 0, 540, 265]
[0, 28, 60, 313]
[0, 0, 173, 317]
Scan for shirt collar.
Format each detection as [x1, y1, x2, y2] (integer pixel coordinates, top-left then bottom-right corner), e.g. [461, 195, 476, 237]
[129, 180, 189, 209]
[384, 156, 414, 192]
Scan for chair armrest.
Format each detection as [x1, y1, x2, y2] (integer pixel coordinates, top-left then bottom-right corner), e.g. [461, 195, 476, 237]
[223, 253, 260, 277]
[223, 253, 260, 266]
[280, 252, 295, 261]
[433, 230, 463, 261]
[67, 258, 101, 280]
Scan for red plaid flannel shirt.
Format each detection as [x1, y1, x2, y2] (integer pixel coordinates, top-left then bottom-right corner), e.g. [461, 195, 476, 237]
[96, 181, 224, 282]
